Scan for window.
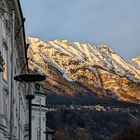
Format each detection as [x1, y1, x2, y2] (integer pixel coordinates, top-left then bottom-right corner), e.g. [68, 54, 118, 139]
[2, 44, 8, 81]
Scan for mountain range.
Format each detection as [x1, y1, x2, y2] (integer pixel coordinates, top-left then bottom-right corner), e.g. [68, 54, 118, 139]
[27, 37, 140, 104]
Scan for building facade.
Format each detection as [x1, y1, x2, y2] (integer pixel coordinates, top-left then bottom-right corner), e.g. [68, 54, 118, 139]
[32, 83, 47, 140]
[0, 0, 29, 140]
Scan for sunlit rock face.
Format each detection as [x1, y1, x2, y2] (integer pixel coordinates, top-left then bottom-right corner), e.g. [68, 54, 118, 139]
[132, 56, 140, 69]
[27, 37, 140, 103]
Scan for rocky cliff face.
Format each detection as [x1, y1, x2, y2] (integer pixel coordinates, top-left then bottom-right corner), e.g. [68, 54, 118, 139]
[27, 37, 140, 103]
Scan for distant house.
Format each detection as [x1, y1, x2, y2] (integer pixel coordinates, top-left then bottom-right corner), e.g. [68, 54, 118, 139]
[32, 83, 48, 140]
[0, 0, 29, 140]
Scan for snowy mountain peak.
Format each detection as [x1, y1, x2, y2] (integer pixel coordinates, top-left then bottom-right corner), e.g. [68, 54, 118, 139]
[132, 56, 140, 68]
[133, 56, 140, 61]
[27, 36, 40, 44]
[98, 44, 115, 54]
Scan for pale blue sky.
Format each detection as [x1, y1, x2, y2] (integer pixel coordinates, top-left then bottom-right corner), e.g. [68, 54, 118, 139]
[21, 0, 140, 61]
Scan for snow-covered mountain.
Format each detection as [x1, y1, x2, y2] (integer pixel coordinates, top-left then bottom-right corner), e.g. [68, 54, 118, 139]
[27, 37, 140, 104]
[131, 56, 140, 69]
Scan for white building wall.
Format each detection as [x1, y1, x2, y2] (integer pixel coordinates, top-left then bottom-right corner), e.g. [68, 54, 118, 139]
[0, 2, 12, 139]
[0, 0, 29, 140]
